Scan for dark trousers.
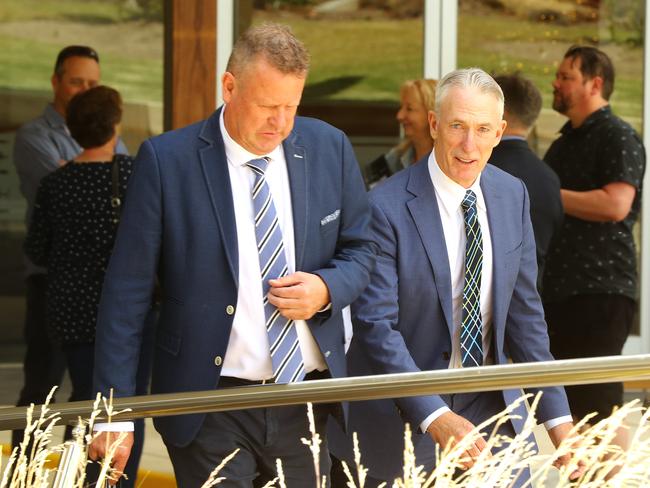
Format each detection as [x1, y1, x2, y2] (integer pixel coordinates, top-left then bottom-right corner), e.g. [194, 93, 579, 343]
[12, 274, 66, 447]
[166, 376, 333, 488]
[546, 294, 635, 422]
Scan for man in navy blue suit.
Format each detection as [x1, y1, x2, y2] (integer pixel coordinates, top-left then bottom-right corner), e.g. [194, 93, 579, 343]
[89, 23, 375, 487]
[329, 68, 583, 486]
[488, 73, 563, 291]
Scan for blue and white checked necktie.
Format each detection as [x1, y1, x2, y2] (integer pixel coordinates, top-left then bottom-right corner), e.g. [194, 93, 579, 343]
[246, 157, 305, 384]
[460, 189, 483, 368]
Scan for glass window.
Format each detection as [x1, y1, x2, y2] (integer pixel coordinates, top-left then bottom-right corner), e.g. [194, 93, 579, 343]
[0, 0, 163, 347]
[458, 0, 644, 154]
[235, 0, 425, 169]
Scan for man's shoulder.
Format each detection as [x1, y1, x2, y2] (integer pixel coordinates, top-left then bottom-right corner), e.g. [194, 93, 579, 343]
[148, 118, 206, 148]
[585, 108, 640, 141]
[368, 163, 413, 204]
[15, 113, 54, 142]
[490, 142, 560, 188]
[292, 116, 343, 140]
[483, 163, 528, 196]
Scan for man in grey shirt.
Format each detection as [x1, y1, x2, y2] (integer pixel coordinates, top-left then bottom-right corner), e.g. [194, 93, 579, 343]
[12, 45, 127, 446]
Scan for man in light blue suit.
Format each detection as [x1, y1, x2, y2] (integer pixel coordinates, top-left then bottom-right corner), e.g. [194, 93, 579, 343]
[88, 24, 375, 487]
[329, 68, 583, 486]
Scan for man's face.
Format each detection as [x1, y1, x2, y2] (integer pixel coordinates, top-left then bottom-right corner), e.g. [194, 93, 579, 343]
[552, 56, 592, 115]
[51, 56, 100, 115]
[429, 86, 505, 188]
[222, 57, 306, 155]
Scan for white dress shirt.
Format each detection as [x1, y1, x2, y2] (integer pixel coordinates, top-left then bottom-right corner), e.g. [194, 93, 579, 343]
[219, 108, 327, 379]
[419, 152, 571, 433]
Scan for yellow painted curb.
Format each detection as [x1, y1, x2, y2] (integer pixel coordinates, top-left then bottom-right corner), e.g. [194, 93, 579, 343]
[1, 445, 176, 488]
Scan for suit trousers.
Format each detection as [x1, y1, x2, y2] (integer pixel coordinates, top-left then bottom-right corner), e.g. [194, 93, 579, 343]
[166, 390, 333, 488]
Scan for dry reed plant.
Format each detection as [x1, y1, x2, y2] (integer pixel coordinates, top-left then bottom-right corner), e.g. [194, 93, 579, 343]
[0, 388, 61, 488]
[338, 394, 650, 488]
[2, 393, 650, 487]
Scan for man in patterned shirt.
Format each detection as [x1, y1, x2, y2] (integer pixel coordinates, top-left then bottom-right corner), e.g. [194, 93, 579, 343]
[543, 45, 646, 454]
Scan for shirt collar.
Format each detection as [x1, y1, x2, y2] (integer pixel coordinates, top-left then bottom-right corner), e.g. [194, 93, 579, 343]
[560, 105, 611, 135]
[427, 151, 485, 216]
[219, 106, 283, 167]
[500, 135, 527, 142]
[44, 103, 67, 130]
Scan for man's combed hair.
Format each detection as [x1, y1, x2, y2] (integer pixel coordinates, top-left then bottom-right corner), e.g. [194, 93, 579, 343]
[226, 23, 310, 76]
[54, 45, 99, 78]
[66, 86, 122, 149]
[435, 68, 504, 119]
[494, 73, 542, 129]
[564, 45, 615, 100]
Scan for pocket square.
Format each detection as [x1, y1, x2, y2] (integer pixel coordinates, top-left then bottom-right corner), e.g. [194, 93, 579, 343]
[320, 209, 340, 226]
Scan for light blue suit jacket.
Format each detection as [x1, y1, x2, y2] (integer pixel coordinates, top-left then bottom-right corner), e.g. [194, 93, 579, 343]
[329, 159, 570, 479]
[93, 108, 376, 447]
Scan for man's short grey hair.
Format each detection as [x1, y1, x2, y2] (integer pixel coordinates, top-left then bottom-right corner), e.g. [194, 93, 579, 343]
[435, 68, 504, 119]
[226, 23, 310, 77]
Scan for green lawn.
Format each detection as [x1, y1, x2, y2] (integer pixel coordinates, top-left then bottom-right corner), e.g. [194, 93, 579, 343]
[0, 0, 162, 104]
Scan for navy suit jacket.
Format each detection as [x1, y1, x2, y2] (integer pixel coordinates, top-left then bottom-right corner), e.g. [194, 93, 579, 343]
[489, 138, 563, 289]
[330, 159, 570, 479]
[93, 108, 376, 447]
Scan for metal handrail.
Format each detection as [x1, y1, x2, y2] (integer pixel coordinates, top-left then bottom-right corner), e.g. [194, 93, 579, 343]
[1, 354, 650, 431]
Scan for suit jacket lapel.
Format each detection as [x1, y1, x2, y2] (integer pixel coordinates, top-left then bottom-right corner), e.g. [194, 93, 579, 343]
[197, 108, 239, 286]
[283, 132, 308, 270]
[481, 167, 506, 345]
[405, 161, 454, 336]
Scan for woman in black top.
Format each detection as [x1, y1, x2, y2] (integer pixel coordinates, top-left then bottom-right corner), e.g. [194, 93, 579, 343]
[25, 86, 152, 487]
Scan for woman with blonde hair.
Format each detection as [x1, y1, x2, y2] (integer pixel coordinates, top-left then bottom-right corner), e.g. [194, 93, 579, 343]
[365, 78, 437, 187]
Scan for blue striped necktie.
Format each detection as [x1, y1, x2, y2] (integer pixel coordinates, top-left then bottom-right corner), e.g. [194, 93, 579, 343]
[460, 189, 483, 368]
[246, 157, 305, 383]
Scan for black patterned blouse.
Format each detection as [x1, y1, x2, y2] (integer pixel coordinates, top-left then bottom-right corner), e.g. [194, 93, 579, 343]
[24, 154, 134, 344]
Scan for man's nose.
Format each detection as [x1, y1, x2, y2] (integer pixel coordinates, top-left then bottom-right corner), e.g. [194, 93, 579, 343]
[271, 108, 288, 130]
[462, 130, 476, 152]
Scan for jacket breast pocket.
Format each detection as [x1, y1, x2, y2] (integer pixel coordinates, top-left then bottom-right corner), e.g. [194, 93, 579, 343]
[320, 209, 340, 235]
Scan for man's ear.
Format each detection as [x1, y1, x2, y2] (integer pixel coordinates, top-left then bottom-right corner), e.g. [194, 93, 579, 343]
[222, 72, 235, 104]
[428, 110, 438, 140]
[589, 76, 604, 97]
[494, 119, 507, 148]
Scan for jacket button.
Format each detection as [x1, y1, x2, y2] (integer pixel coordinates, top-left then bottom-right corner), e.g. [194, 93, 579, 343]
[442, 351, 450, 360]
[214, 356, 222, 366]
[226, 305, 235, 315]
[324, 350, 331, 358]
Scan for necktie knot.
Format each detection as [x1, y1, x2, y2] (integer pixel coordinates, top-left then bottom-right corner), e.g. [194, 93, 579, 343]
[461, 189, 477, 212]
[246, 157, 270, 176]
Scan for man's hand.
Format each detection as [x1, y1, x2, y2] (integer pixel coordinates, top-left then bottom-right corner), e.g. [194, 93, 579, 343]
[548, 421, 586, 481]
[268, 272, 330, 320]
[426, 411, 487, 469]
[88, 431, 134, 486]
